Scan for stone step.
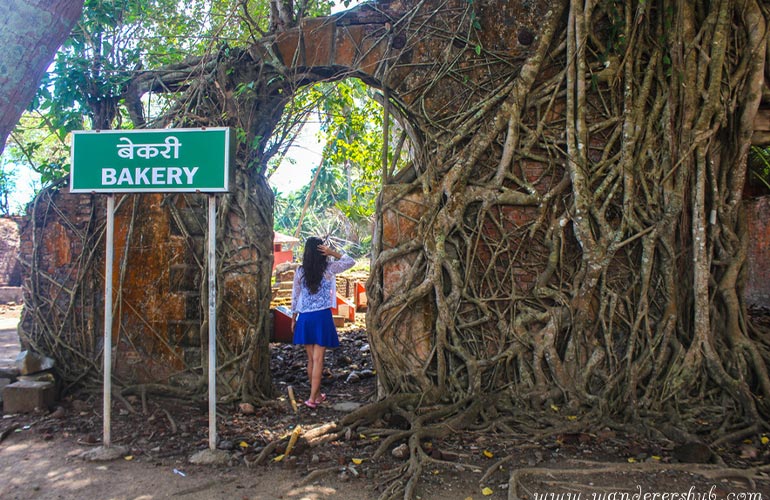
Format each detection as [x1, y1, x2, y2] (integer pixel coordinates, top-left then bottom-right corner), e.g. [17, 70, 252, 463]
[3, 380, 56, 413]
[0, 286, 22, 305]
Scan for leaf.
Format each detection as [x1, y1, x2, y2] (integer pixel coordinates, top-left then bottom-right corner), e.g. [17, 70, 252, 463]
[239, 441, 249, 448]
[124, 455, 134, 461]
[762, 436, 769, 445]
[567, 415, 577, 421]
[627, 457, 637, 463]
[482, 450, 494, 458]
[474, 44, 482, 55]
[351, 458, 363, 464]
[274, 454, 285, 462]
[482, 486, 494, 496]
[550, 404, 559, 412]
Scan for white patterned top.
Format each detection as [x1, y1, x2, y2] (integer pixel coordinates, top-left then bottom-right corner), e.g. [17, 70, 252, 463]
[291, 254, 355, 314]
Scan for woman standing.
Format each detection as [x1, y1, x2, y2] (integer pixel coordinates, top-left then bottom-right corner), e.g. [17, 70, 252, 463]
[291, 237, 355, 408]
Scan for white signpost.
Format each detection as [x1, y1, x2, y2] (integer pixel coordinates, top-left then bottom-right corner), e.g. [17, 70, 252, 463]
[70, 128, 234, 453]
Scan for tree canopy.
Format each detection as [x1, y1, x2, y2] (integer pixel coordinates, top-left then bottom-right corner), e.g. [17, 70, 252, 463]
[5, 0, 381, 228]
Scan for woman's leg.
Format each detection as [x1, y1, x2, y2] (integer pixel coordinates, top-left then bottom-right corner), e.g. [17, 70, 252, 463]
[305, 345, 314, 385]
[308, 344, 326, 403]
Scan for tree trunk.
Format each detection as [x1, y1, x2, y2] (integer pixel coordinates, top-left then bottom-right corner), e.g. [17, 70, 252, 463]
[0, 0, 84, 153]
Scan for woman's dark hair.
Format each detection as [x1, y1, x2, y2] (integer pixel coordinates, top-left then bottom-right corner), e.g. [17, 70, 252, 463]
[301, 236, 328, 294]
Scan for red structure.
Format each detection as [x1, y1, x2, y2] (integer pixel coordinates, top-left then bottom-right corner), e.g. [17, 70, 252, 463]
[273, 232, 299, 269]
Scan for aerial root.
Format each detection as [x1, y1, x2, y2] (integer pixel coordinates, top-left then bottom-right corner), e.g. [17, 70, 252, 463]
[710, 423, 761, 447]
[161, 408, 178, 434]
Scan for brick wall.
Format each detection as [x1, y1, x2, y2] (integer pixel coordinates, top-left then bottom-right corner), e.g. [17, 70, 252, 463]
[17, 182, 273, 389]
[0, 217, 21, 286]
[745, 196, 770, 307]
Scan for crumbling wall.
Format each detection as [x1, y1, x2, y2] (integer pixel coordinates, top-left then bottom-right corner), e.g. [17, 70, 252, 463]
[745, 196, 770, 307]
[0, 216, 22, 304]
[17, 186, 102, 383]
[17, 181, 273, 391]
[0, 217, 21, 286]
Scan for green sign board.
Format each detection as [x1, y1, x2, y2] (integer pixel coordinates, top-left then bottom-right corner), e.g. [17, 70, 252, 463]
[70, 128, 234, 193]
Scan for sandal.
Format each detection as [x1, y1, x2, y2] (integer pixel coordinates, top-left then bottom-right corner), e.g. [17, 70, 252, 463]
[304, 399, 317, 409]
[315, 393, 327, 404]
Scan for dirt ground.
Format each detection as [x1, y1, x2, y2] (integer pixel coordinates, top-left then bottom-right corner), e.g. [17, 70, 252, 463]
[1, 304, 770, 500]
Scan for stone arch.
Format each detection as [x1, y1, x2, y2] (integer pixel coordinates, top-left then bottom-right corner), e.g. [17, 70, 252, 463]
[258, 7, 437, 396]
[257, 6, 426, 170]
[257, 0, 557, 400]
[17, 0, 556, 400]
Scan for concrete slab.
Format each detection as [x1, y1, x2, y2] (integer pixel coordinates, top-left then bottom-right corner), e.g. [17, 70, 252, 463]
[3, 380, 56, 413]
[188, 448, 230, 465]
[79, 445, 130, 462]
[331, 401, 362, 412]
[0, 287, 22, 305]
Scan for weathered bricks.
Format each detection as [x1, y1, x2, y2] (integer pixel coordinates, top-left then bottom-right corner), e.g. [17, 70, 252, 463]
[745, 196, 770, 306]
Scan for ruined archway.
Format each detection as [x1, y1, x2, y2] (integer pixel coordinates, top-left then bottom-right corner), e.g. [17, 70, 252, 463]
[16, 3, 425, 403]
[17, 1, 770, 472]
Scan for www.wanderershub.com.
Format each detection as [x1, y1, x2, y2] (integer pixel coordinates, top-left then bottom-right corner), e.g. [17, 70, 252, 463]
[532, 486, 763, 500]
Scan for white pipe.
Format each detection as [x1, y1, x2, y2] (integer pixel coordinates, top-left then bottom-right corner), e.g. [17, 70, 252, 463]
[103, 194, 114, 447]
[208, 195, 217, 450]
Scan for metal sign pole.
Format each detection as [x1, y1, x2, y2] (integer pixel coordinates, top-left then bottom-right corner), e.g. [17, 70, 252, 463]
[70, 128, 233, 458]
[103, 194, 114, 447]
[208, 194, 217, 450]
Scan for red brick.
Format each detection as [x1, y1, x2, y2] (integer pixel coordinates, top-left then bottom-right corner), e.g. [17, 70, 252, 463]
[746, 196, 770, 306]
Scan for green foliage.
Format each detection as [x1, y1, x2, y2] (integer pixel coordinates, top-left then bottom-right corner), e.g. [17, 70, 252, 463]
[8, 0, 284, 200]
[749, 146, 770, 193]
[602, 0, 628, 56]
[0, 163, 16, 216]
[272, 78, 390, 256]
[5, 113, 69, 186]
[316, 79, 383, 216]
[7, 0, 378, 233]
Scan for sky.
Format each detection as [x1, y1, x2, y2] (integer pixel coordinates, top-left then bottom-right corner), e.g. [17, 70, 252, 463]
[6, 164, 39, 215]
[269, 120, 323, 194]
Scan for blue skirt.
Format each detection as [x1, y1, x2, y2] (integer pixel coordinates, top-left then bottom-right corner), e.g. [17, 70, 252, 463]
[293, 308, 339, 348]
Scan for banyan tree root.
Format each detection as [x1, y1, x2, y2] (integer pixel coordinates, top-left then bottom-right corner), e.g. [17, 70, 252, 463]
[366, 0, 770, 454]
[257, 392, 770, 500]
